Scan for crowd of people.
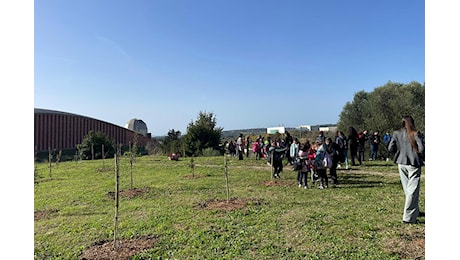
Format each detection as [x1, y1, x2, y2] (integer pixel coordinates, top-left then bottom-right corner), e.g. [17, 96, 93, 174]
[224, 128, 397, 189]
[224, 117, 425, 225]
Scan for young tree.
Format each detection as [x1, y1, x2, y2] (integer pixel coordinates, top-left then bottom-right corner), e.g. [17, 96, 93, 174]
[127, 133, 138, 190]
[182, 111, 223, 156]
[224, 152, 230, 203]
[48, 147, 53, 179]
[189, 157, 195, 178]
[113, 144, 121, 249]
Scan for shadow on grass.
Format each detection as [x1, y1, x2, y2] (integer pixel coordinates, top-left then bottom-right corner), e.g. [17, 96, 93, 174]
[335, 172, 400, 189]
[356, 162, 396, 167]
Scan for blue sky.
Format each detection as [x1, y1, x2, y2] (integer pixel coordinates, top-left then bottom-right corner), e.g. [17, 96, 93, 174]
[33, 0, 425, 136]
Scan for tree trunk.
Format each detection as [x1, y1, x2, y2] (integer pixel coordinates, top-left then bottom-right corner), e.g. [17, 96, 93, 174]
[113, 147, 120, 249]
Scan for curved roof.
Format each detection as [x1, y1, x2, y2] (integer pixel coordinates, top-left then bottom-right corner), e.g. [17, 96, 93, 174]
[34, 108, 121, 128]
[125, 118, 148, 135]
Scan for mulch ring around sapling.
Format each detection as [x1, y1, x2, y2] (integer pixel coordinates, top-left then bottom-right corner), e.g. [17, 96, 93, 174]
[34, 209, 59, 221]
[80, 235, 158, 260]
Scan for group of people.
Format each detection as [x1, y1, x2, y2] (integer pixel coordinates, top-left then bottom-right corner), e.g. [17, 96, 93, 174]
[225, 134, 248, 160]
[226, 116, 425, 225]
[293, 137, 336, 190]
[340, 127, 397, 166]
[265, 132, 340, 190]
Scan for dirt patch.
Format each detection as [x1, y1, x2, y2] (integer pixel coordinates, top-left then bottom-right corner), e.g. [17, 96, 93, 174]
[195, 197, 264, 212]
[107, 187, 149, 199]
[34, 209, 59, 221]
[384, 229, 425, 259]
[259, 179, 294, 187]
[184, 174, 206, 179]
[80, 236, 158, 260]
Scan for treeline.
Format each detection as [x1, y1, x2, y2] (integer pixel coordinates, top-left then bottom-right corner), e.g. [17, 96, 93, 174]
[336, 81, 424, 134]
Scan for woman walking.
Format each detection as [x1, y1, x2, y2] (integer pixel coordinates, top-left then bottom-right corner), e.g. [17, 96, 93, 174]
[388, 115, 425, 224]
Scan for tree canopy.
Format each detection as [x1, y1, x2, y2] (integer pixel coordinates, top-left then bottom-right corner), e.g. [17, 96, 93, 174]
[181, 111, 223, 156]
[77, 130, 115, 160]
[337, 81, 425, 134]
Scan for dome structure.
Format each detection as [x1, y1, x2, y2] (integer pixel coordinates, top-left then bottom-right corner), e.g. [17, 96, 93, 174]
[125, 118, 148, 137]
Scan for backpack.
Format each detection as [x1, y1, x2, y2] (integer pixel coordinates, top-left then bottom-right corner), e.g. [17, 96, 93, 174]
[314, 151, 333, 169]
[292, 157, 303, 171]
[336, 136, 344, 150]
[323, 152, 333, 168]
[273, 149, 284, 162]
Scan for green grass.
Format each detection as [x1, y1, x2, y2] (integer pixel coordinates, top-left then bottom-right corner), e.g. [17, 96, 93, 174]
[34, 155, 425, 259]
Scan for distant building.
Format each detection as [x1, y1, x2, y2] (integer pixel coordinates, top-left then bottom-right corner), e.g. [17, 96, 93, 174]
[319, 126, 338, 133]
[34, 108, 152, 152]
[298, 125, 319, 131]
[297, 124, 337, 133]
[267, 126, 285, 134]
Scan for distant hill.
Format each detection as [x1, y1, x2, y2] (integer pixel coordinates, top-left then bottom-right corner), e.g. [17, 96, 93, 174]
[221, 128, 268, 139]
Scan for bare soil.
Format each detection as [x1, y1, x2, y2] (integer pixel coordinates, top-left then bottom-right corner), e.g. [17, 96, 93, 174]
[34, 209, 59, 221]
[384, 230, 425, 259]
[80, 236, 158, 260]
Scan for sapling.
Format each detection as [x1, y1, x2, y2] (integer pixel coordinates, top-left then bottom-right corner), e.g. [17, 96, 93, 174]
[56, 150, 62, 167]
[48, 147, 53, 179]
[224, 152, 230, 203]
[113, 145, 121, 249]
[129, 134, 138, 189]
[189, 156, 195, 178]
[102, 144, 105, 169]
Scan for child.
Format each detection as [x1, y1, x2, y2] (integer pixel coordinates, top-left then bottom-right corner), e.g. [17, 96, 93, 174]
[307, 142, 318, 187]
[297, 144, 310, 189]
[269, 139, 287, 179]
[252, 139, 261, 160]
[314, 141, 329, 189]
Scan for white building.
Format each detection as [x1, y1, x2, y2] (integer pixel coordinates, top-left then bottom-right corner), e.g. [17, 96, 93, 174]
[267, 126, 285, 134]
[319, 126, 338, 133]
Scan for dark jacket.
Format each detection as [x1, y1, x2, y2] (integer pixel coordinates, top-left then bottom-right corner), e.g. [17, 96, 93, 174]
[357, 133, 367, 152]
[326, 142, 340, 163]
[388, 129, 425, 167]
[369, 133, 381, 147]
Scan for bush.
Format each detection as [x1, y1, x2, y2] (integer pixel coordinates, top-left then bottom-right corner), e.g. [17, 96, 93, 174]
[201, 148, 222, 157]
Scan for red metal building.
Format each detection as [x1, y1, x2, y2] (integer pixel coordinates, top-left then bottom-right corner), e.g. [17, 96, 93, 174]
[34, 108, 152, 152]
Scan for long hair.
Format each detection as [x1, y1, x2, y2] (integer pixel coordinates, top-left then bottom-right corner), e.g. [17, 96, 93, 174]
[402, 115, 419, 153]
[348, 126, 358, 138]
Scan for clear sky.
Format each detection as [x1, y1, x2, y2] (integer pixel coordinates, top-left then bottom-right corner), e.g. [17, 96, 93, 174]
[33, 0, 425, 136]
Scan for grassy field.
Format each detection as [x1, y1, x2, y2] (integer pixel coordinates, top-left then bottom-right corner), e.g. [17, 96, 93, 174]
[34, 154, 425, 259]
